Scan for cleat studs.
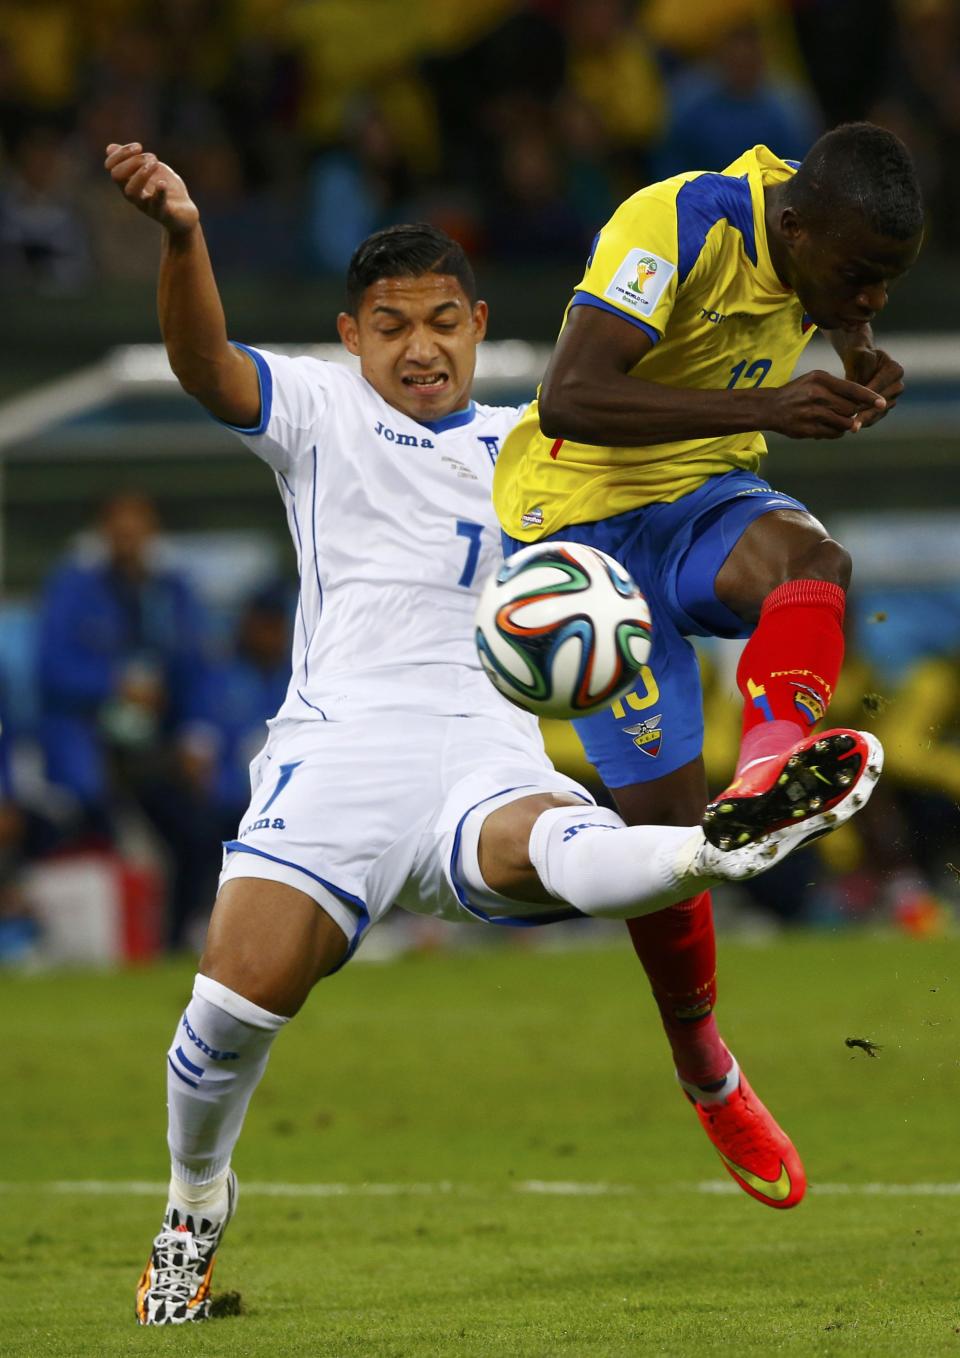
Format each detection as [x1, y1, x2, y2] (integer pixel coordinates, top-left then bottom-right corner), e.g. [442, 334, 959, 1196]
[777, 773, 790, 786]
[815, 740, 830, 752]
[718, 803, 734, 815]
[837, 773, 853, 786]
[718, 837, 734, 851]
[808, 797, 823, 811]
[792, 808, 806, 819]
[787, 756, 800, 768]
[737, 832, 750, 845]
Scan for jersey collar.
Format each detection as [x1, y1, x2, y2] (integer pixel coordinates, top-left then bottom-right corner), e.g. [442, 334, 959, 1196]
[737, 145, 797, 299]
[417, 402, 477, 434]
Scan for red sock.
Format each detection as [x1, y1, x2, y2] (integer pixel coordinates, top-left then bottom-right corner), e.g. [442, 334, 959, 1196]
[734, 578, 846, 777]
[626, 891, 730, 1087]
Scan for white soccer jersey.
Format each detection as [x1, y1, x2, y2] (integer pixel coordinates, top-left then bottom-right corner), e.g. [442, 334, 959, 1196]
[224, 344, 526, 723]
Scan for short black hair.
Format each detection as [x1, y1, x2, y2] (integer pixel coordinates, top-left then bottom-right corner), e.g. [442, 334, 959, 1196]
[787, 122, 924, 241]
[345, 223, 477, 313]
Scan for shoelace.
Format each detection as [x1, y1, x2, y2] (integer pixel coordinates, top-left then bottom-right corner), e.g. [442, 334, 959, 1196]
[148, 1226, 207, 1300]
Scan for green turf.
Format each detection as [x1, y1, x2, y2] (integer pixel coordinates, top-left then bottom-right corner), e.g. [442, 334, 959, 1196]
[2, 934, 959, 1355]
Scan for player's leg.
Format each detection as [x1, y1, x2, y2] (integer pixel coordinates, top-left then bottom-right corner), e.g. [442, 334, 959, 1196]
[470, 779, 859, 923]
[611, 758, 726, 1090]
[694, 506, 881, 845]
[137, 875, 352, 1326]
[462, 785, 845, 1210]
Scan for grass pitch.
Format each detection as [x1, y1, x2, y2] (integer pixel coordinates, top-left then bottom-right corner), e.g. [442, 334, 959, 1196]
[2, 932, 959, 1356]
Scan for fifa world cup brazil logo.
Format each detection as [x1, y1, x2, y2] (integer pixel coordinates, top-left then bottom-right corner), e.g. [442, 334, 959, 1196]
[628, 256, 658, 295]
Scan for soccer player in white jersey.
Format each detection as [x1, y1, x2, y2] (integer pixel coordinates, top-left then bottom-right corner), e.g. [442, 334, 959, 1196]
[104, 142, 880, 1324]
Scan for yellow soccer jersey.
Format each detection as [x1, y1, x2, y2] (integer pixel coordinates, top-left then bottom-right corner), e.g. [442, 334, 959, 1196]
[494, 145, 817, 541]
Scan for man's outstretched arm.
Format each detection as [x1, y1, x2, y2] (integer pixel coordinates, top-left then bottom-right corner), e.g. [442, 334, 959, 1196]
[104, 142, 260, 428]
[538, 303, 886, 446]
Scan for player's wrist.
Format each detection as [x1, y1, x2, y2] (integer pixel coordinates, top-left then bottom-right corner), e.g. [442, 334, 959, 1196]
[727, 385, 779, 435]
[163, 212, 201, 245]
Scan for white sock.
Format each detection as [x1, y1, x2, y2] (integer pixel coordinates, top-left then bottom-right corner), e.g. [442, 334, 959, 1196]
[166, 974, 288, 1197]
[527, 805, 716, 919]
[168, 1166, 231, 1217]
[678, 1056, 740, 1106]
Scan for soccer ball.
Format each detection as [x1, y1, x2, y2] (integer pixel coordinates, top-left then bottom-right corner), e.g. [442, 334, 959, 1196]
[474, 541, 653, 719]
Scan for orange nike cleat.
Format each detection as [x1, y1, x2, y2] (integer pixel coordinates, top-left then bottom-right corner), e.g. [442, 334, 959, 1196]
[702, 728, 882, 851]
[688, 1069, 806, 1209]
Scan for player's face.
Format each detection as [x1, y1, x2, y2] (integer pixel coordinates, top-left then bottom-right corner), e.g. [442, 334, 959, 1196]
[786, 216, 922, 331]
[337, 275, 488, 423]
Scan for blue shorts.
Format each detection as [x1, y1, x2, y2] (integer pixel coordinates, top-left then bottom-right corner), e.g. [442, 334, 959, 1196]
[502, 469, 809, 789]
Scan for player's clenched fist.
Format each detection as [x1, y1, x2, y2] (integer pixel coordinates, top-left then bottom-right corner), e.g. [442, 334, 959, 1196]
[762, 369, 887, 440]
[104, 143, 199, 236]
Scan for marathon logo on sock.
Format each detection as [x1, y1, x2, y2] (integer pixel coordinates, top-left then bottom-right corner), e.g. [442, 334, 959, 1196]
[771, 667, 834, 704]
[622, 713, 663, 757]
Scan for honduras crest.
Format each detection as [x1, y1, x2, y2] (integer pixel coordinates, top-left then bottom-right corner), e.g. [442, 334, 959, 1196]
[623, 713, 663, 758]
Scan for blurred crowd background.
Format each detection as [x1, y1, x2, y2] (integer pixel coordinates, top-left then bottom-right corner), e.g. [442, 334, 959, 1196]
[1, 0, 960, 962]
[0, 0, 959, 287]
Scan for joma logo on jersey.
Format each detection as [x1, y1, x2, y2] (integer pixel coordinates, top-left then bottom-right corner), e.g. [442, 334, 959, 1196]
[622, 713, 663, 757]
[373, 421, 434, 449]
[239, 817, 286, 837]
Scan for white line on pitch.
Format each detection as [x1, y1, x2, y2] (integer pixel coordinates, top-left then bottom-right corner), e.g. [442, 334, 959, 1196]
[2, 1179, 960, 1198]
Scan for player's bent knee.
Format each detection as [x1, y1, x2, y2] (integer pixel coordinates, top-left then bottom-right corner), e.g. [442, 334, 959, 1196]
[200, 876, 349, 1017]
[792, 535, 851, 588]
[477, 792, 582, 900]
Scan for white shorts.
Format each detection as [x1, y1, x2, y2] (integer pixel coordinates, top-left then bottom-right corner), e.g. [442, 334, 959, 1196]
[219, 711, 593, 962]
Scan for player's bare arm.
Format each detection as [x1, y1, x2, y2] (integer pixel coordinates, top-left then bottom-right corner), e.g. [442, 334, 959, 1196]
[104, 142, 259, 428]
[539, 302, 885, 446]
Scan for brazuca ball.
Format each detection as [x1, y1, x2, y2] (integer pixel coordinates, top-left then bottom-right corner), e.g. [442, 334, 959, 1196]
[474, 541, 652, 720]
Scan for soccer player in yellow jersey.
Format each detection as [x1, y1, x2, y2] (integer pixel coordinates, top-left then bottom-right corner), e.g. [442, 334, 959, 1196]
[494, 123, 923, 1208]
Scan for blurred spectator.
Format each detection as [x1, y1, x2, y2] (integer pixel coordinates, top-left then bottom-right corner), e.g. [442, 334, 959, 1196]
[0, 125, 92, 293]
[787, 0, 899, 128]
[208, 581, 292, 834]
[653, 19, 819, 176]
[870, 0, 960, 254]
[35, 492, 217, 947]
[306, 100, 416, 274]
[565, 0, 665, 186]
[484, 111, 593, 261]
[0, 682, 66, 961]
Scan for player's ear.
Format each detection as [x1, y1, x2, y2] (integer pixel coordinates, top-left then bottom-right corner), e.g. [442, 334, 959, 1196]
[471, 300, 488, 343]
[779, 204, 804, 245]
[337, 311, 361, 356]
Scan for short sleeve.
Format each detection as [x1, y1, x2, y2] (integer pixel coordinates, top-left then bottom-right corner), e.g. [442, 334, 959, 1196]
[571, 187, 683, 344]
[217, 345, 331, 474]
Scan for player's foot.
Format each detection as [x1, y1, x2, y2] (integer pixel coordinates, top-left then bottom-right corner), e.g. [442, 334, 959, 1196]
[702, 729, 882, 851]
[135, 1170, 237, 1325]
[686, 1067, 806, 1209]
